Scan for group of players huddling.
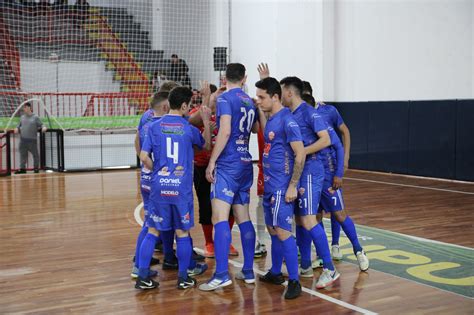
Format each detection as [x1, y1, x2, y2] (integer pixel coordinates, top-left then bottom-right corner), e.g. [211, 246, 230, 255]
[132, 63, 369, 299]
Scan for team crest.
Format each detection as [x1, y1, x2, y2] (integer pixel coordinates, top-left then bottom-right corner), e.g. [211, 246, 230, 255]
[182, 212, 190, 224]
[299, 187, 305, 196]
[158, 167, 170, 176]
[268, 131, 275, 141]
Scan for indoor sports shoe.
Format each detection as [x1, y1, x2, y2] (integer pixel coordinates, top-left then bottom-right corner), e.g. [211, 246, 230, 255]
[229, 244, 239, 256]
[163, 257, 179, 270]
[299, 266, 313, 278]
[187, 263, 208, 276]
[192, 250, 206, 262]
[235, 269, 255, 284]
[284, 280, 302, 299]
[331, 245, 343, 260]
[14, 169, 26, 174]
[316, 268, 340, 289]
[154, 242, 163, 252]
[177, 276, 197, 290]
[132, 256, 160, 266]
[259, 271, 285, 285]
[198, 274, 232, 291]
[131, 267, 159, 279]
[254, 242, 267, 258]
[33, 169, 39, 173]
[135, 277, 159, 290]
[312, 257, 324, 269]
[204, 243, 215, 258]
[356, 250, 369, 271]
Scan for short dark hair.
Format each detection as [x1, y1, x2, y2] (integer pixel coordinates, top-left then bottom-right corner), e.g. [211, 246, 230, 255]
[23, 102, 32, 108]
[209, 84, 217, 94]
[225, 63, 246, 83]
[150, 91, 169, 109]
[159, 80, 181, 92]
[301, 94, 316, 107]
[302, 81, 313, 95]
[279, 76, 304, 96]
[171, 54, 178, 58]
[255, 77, 281, 100]
[168, 86, 192, 110]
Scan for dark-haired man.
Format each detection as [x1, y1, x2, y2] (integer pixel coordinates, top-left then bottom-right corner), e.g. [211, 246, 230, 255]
[255, 77, 305, 299]
[279, 76, 339, 289]
[137, 87, 211, 290]
[199, 63, 259, 291]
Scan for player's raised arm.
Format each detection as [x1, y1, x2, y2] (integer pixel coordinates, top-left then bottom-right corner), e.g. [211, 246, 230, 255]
[257, 63, 270, 79]
[200, 105, 212, 151]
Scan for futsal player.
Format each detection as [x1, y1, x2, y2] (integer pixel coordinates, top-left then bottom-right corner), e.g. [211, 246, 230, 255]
[280, 76, 340, 289]
[136, 87, 211, 290]
[255, 77, 306, 299]
[199, 63, 259, 291]
[317, 126, 369, 271]
[131, 92, 169, 279]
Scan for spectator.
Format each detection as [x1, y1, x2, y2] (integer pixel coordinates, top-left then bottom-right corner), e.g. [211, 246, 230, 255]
[169, 54, 190, 87]
[14, 103, 47, 174]
[151, 70, 167, 92]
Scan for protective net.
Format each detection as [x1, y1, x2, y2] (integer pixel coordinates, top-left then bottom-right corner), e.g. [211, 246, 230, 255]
[0, 0, 224, 171]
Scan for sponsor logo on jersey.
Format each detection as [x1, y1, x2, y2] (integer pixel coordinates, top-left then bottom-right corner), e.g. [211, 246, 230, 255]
[268, 131, 275, 141]
[288, 121, 298, 128]
[299, 187, 305, 196]
[262, 162, 270, 169]
[160, 190, 179, 197]
[158, 167, 170, 176]
[161, 122, 184, 135]
[285, 216, 293, 225]
[160, 178, 182, 186]
[237, 146, 248, 153]
[141, 184, 151, 191]
[141, 174, 152, 181]
[151, 214, 164, 223]
[236, 135, 247, 145]
[173, 165, 185, 176]
[264, 175, 270, 182]
[181, 212, 190, 224]
[240, 157, 252, 162]
[222, 188, 235, 198]
[270, 196, 275, 204]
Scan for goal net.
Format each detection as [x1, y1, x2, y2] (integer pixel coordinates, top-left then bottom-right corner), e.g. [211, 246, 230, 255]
[0, 0, 225, 171]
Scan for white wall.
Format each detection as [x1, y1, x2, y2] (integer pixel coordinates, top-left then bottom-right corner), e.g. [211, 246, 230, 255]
[334, 0, 473, 101]
[21, 59, 121, 93]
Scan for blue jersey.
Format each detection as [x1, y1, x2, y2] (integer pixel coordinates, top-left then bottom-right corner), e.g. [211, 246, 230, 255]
[216, 87, 257, 168]
[262, 107, 302, 194]
[290, 102, 328, 174]
[314, 103, 344, 131]
[142, 114, 204, 205]
[137, 109, 156, 149]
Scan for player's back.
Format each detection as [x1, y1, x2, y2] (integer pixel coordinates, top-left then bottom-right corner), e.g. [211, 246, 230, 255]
[138, 109, 156, 149]
[216, 87, 257, 169]
[315, 103, 344, 132]
[291, 102, 327, 171]
[147, 114, 204, 204]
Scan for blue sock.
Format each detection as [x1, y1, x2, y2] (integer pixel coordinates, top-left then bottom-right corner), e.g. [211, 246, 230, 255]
[188, 237, 196, 270]
[270, 235, 283, 275]
[281, 236, 299, 281]
[238, 221, 256, 271]
[176, 236, 192, 279]
[161, 229, 175, 262]
[138, 233, 158, 278]
[296, 225, 312, 269]
[134, 226, 148, 268]
[309, 223, 334, 270]
[214, 221, 231, 277]
[340, 216, 363, 254]
[331, 214, 341, 246]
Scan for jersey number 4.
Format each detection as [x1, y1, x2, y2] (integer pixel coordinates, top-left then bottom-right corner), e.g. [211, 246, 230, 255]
[239, 108, 255, 133]
[166, 137, 179, 164]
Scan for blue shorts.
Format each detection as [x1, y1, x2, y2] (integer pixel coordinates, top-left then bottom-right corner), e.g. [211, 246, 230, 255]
[211, 165, 253, 205]
[263, 190, 294, 232]
[318, 178, 345, 213]
[146, 201, 194, 231]
[295, 172, 324, 216]
[140, 168, 153, 220]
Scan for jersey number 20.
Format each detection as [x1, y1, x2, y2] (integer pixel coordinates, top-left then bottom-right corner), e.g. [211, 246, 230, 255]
[239, 108, 255, 133]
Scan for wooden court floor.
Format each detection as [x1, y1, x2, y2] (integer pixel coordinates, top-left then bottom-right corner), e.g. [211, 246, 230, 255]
[1, 167, 473, 314]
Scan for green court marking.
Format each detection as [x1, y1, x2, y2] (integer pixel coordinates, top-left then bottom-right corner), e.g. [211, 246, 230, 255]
[0, 116, 141, 130]
[320, 219, 474, 298]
